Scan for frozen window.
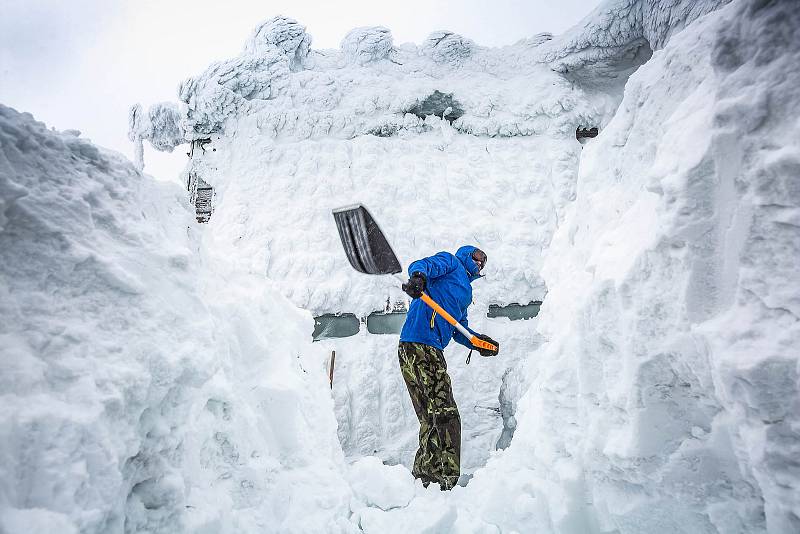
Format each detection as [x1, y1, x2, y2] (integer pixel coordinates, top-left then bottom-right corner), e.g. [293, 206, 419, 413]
[409, 91, 464, 123]
[486, 301, 542, 321]
[312, 313, 360, 341]
[366, 311, 407, 335]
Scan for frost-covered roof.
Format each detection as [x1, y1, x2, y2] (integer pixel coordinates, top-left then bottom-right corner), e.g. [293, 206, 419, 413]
[130, 1, 730, 150]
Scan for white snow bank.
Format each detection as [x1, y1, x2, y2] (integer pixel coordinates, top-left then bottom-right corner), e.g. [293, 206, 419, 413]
[455, 1, 800, 533]
[348, 456, 415, 510]
[0, 105, 354, 533]
[7, 0, 794, 531]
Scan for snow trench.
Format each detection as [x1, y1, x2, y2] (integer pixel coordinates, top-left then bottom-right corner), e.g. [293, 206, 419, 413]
[2, 0, 799, 533]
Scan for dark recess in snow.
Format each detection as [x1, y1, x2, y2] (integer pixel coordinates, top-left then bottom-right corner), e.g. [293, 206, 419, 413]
[409, 90, 464, 123]
[576, 127, 599, 139]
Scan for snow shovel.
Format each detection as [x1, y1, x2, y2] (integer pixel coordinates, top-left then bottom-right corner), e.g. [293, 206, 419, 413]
[332, 204, 498, 353]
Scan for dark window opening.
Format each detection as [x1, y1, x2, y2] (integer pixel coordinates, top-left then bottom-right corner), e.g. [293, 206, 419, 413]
[312, 313, 360, 341]
[409, 90, 464, 123]
[576, 127, 599, 139]
[366, 311, 407, 335]
[487, 301, 542, 321]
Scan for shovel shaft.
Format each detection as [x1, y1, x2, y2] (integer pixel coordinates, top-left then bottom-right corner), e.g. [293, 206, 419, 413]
[418, 293, 498, 353]
[392, 275, 497, 352]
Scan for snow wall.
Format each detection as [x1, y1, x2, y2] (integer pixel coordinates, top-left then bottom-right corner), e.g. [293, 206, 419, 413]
[0, 106, 353, 532]
[2, 0, 798, 532]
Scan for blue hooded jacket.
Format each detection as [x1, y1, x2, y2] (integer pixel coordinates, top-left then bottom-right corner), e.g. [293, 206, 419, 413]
[399, 245, 482, 350]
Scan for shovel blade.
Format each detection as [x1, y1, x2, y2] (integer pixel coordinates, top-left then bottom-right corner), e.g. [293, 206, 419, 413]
[332, 205, 402, 275]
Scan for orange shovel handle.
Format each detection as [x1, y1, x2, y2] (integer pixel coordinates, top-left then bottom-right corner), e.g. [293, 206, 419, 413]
[469, 335, 498, 352]
[419, 293, 498, 352]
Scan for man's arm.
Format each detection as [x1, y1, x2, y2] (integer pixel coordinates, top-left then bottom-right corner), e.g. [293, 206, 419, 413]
[407, 252, 459, 281]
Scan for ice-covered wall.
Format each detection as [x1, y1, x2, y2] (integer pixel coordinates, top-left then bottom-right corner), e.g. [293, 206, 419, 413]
[132, 2, 734, 316]
[145, 13, 617, 315]
[0, 106, 353, 533]
[163, 10, 601, 478]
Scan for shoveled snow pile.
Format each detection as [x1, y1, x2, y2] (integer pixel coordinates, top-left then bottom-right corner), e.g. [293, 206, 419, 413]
[0, 106, 354, 533]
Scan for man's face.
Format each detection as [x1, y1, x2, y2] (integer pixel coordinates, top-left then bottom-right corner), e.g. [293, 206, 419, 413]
[472, 249, 487, 272]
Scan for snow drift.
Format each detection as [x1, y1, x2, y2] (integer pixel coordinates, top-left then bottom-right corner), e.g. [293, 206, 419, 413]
[0, 106, 353, 533]
[453, 1, 800, 532]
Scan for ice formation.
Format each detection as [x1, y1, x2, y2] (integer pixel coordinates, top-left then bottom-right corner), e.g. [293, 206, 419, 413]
[2, 0, 799, 532]
[243, 16, 312, 71]
[128, 102, 183, 170]
[421, 31, 475, 66]
[341, 27, 394, 65]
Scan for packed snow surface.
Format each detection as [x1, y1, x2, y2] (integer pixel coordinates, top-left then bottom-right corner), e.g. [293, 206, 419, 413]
[3, 0, 800, 533]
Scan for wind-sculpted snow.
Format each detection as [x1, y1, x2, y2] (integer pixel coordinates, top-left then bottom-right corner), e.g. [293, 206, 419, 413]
[243, 16, 311, 71]
[341, 26, 393, 65]
[128, 102, 183, 170]
[537, 0, 731, 74]
[177, 48, 291, 138]
[132, 5, 654, 144]
[0, 106, 354, 533]
[421, 31, 475, 66]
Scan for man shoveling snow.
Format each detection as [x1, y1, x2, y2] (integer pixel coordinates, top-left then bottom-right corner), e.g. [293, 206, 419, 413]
[332, 206, 501, 489]
[399, 246, 500, 489]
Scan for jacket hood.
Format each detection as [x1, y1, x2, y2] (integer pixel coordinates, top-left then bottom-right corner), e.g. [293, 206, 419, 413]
[455, 245, 483, 281]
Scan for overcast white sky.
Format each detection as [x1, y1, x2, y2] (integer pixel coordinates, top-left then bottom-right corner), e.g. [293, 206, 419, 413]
[1, 0, 603, 180]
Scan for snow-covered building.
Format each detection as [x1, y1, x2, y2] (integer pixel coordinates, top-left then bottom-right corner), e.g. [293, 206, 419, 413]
[2, 0, 799, 532]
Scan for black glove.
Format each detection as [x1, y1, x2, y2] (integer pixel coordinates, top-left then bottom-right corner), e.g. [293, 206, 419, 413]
[475, 334, 500, 357]
[402, 272, 426, 299]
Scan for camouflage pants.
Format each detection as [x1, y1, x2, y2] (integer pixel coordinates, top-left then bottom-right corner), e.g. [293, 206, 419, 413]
[398, 341, 461, 490]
